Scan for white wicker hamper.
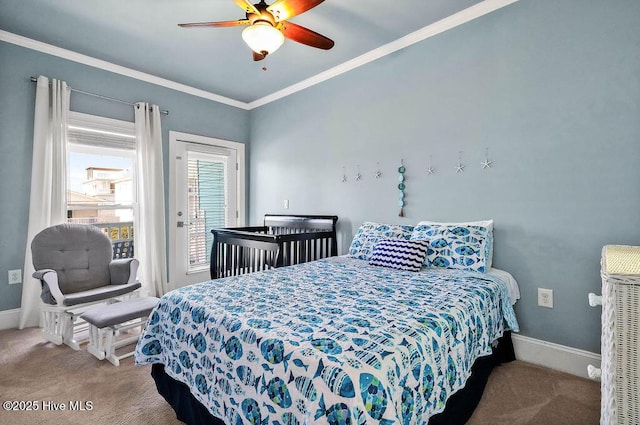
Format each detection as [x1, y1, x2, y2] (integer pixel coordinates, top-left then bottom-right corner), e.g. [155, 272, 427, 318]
[599, 245, 640, 425]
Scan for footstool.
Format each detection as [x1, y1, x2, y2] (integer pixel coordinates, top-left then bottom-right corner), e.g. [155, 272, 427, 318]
[81, 297, 159, 366]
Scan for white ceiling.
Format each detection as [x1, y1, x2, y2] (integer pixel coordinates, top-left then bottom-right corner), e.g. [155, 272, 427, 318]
[1, 0, 494, 104]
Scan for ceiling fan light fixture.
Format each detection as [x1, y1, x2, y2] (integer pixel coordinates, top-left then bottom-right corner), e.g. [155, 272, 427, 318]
[242, 21, 285, 56]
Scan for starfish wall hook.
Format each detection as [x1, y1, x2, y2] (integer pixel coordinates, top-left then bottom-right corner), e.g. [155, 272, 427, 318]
[481, 148, 493, 169]
[456, 151, 465, 173]
[426, 155, 435, 175]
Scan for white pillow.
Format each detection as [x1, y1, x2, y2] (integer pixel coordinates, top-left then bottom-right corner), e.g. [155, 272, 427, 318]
[417, 219, 494, 230]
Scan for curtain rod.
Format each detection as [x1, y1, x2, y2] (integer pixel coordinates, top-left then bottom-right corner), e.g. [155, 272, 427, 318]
[29, 76, 169, 115]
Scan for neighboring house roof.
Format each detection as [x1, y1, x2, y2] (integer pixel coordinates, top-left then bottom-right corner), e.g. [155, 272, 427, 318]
[67, 190, 110, 205]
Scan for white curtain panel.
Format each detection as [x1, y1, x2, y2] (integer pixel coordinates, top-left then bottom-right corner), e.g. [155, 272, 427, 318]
[134, 102, 167, 297]
[19, 76, 70, 329]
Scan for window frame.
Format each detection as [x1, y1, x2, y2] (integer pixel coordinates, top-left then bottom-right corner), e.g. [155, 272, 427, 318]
[66, 112, 137, 259]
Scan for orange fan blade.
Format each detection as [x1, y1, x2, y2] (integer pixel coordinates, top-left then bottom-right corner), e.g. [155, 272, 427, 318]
[253, 51, 266, 61]
[233, 0, 260, 15]
[267, 0, 325, 22]
[277, 21, 334, 50]
[178, 19, 250, 28]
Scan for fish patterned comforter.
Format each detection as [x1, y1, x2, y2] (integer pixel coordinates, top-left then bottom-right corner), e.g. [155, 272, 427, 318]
[135, 256, 519, 425]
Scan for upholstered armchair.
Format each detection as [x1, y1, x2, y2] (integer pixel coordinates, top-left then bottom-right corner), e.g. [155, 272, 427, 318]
[31, 223, 141, 350]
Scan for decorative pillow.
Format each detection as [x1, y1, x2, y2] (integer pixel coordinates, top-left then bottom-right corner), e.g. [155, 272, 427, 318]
[415, 220, 494, 268]
[416, 219, 494, 230]
[348, 222, 415, 260]
[369, 239, 429, 272]
[410, 222, 493, 272]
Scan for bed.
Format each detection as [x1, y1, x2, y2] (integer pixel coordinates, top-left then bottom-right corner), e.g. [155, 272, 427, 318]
[210, 215, 338, 279]
[136, 217, 519, 425]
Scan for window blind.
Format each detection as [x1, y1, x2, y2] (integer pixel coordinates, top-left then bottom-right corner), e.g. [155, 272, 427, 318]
[68, 127, 135, 150]
[67, 112, 135, 150]
[187, 156, 226, 269]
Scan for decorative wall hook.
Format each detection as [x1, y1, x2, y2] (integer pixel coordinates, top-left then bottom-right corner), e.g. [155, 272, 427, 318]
[456, 151, 465, 174]
[355, 165, 362, 181]
[426, 155, 435, 175]
[375, 162, 382, 179]
[481, 148, 493, 169]
[341, 166, 347, 183]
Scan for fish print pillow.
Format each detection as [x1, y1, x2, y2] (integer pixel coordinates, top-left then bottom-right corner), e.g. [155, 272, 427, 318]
[410, 223, 493, 272]
[348, 222, 414, 260]
[369, 239, 429, 272]
[416, 220, 494, 268]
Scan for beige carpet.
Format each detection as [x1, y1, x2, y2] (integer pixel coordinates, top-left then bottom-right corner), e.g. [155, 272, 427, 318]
[0, 328, 600, 424]
[0, 328, 181, 425]
[467, 360, 600, 425]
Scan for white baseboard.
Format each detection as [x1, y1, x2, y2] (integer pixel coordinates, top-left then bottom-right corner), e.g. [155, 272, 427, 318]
[512, 334, 601, 379]
[0, 308, 21, 330]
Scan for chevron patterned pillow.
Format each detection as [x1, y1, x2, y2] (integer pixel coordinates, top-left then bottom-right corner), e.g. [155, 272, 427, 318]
[369, 239, 429, 272]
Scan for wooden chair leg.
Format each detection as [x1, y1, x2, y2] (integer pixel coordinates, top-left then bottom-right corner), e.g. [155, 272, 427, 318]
[105, 329, 120, 366]
[86, 325, 106, 360]
[62, 313, 81, 351]
[42, 311, 63, 345]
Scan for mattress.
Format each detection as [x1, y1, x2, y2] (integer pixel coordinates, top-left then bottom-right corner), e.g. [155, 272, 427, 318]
[135, 256, 519, 424]
[487, 268, 521, 305]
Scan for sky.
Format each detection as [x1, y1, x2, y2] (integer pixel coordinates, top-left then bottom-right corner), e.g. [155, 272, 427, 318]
[68, 152, 132, 193]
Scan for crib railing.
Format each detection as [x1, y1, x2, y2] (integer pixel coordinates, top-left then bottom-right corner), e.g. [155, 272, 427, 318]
[210, 215, 338, 279]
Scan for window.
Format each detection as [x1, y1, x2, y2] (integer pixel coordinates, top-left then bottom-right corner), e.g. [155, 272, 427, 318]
[66, 112, 136, 259]
[186, 151, 228, 267]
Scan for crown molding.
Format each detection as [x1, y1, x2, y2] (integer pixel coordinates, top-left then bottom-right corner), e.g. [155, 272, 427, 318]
[1, 0, 518, 111]
[248, 0, 519, 109]
[0, 29, 249, 110]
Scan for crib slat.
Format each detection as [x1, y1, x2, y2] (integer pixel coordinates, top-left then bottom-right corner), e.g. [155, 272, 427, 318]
[210, 216, 338, 279]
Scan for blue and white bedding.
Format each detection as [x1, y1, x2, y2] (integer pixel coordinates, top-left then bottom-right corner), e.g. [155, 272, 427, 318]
[135, 256, 519, 425]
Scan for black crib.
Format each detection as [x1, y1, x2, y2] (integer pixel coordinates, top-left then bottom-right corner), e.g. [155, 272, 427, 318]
[210, 214, 338, 279]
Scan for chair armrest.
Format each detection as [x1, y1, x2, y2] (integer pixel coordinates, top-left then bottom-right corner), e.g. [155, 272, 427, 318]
[109, 258, 139, 285]
[33, 269, 65, 306]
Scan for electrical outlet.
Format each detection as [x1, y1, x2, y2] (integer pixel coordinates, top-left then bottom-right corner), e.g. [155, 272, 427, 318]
[8, 269, 22, 285]
[538, 288, 553, 308]
[283, 199, 289, 209]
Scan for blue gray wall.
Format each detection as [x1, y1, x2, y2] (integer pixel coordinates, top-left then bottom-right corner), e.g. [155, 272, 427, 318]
[0, 41, 250, 312]
[249, 0, 640, 353]
[2, 0, 639, 353]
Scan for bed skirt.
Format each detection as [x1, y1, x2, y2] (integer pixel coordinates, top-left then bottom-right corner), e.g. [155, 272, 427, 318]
[151, 331, 515, 425]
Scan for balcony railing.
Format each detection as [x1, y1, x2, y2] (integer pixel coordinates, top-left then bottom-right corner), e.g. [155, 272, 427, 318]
[66, 219, 134, 259]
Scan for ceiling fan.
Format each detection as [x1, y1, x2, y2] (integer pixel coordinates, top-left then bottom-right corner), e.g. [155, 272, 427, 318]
[178, 0, 334, 61]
